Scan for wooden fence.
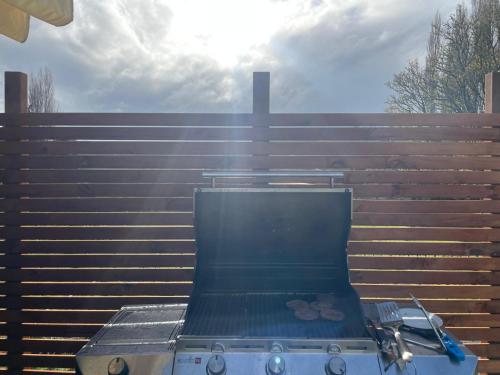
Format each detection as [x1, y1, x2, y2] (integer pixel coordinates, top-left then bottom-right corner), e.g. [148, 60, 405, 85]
[1, 71, 499, 374]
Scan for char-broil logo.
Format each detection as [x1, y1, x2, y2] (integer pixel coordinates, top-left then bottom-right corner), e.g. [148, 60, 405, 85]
[177, 356, 202, 365]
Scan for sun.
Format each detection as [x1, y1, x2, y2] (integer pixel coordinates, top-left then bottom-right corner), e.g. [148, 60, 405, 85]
[167, 0, 293, 67]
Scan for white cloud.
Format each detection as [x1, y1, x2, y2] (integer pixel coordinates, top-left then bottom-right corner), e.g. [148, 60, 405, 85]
[0, 0, 460, 112]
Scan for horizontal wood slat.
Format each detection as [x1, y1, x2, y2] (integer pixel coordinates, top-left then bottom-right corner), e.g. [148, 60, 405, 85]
[2, 125, 499, 141]
[0, 297, 493, 312]
[0, 268, 194, 282]
[0, 211, 499, 227]
[2, 112, 500, 126]
[1, 183, 496, 199]
[1, 226, 499, 241]
[2, 141, 499, 155]
[3, 169, 500, 184]
[0, 254, 495, 270]
[0, 296, 189, 309]
[2, 109, 499, 373]
[0, 241, 496, 256]
[1, 155, 499, 170]
[0, 240, 198, 254]
[1, 198, 499, 213]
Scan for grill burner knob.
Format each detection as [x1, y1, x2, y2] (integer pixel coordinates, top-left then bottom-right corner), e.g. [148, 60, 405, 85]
[267, 355, 286, 375]
[207, 354, 226, 375]
[326, 356, 346, 375]
[107, 357, 128, 375]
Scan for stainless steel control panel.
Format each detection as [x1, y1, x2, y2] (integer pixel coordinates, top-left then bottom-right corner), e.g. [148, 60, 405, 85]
[173, 338, 381, 375]
[173, 351, 381, 375]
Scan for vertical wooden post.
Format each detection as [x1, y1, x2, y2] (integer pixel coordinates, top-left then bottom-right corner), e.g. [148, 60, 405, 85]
[485, 72, 500, 114]
[4, 71, 27, 374]
[485, 72, 500, 375]
[252, 72, 271, 186]
[5, 71, 28, 113]
[253, 72, 270, 116]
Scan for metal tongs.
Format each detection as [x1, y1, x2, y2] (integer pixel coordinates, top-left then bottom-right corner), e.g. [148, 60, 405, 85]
[410, 294, 465, 362]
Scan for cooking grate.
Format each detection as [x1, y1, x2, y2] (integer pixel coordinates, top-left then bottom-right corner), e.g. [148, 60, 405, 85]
[181, 293, 368, 339]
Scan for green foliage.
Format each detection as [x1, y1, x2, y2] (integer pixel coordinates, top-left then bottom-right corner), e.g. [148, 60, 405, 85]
[387, 0, 500, 113]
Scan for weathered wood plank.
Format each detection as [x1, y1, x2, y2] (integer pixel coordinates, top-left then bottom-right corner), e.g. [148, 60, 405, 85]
[0, 226, 196, 240]
[0, 296, 188, 309]
[1, 240, 495, 256]
[2, 112, 499, 127]
[0, 282, 193, 297]
[0, 268, 194, 282]
[350, 256, 499, 271]
[348, 242, 498, 256]
[1, 198, 498, 213]
[1, 226, 498, 241]
[354, 213, 500, 227]
[355, 284, 500, 299]
[351, 227, 500, 242]
[0, 254, 195, 267]
[0, 183, 495, 199]
[353, 199, 500, 213]
[2, 141, 498, 155]
[0, 270, 489, 292]
[1, 212, 498, 227]
[0, 197, 193, 212]
[443, 314, 500, 327]
[1, 155, 499, 170]
[1, 125, 498, 141]
[0, 240, 197, 254]
[478, 360, 500, 373]
[2, 169, 500, 184]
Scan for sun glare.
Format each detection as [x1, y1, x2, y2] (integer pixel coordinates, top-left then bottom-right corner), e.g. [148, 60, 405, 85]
[168, 0, 293, 67]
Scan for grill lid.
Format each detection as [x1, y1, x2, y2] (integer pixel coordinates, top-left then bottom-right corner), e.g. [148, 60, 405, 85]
[193, 188, 352, 293]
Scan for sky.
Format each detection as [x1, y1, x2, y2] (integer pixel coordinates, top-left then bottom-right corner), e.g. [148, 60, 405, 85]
[0, 0, 461, 113]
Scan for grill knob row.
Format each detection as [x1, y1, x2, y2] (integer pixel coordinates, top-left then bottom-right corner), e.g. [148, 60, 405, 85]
[206, 352, 345, 375]
[207, 354, 226, 375]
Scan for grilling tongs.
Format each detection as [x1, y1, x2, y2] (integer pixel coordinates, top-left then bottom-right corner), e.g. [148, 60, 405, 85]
[410, 294, 465, 362]
[377, 302, 413, 366]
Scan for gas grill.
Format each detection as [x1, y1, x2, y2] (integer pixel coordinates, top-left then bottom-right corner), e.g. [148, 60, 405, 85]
[77, 176, 478, 375]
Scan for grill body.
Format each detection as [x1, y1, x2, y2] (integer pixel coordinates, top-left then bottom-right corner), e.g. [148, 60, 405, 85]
[76, 187, 478, 375]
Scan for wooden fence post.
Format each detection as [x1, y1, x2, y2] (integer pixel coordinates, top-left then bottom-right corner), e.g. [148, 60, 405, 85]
[5, 71, 28, 113]
[253, 72, 270, 116]
[485, 72, 500, 375]
[4, 71, 27, 374]
[252, 72, 271, 185]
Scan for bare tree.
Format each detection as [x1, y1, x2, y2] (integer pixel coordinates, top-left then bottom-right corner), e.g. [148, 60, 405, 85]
[386, 0, 500, 113]
[386, 14, 443, 113]
[28, 67, 59, 112]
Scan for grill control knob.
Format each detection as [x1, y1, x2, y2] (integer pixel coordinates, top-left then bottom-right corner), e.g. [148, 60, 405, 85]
[326, 356, 346, 375]
[108, 357, 128, 375]
[267, 355, 286, 375]
[207, 354, 226, 375]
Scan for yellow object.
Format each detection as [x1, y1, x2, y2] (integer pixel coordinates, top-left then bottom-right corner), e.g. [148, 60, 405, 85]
[0, 0, 73, 43]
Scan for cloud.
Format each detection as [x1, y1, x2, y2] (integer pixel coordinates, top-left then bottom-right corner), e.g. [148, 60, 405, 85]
[0, 0, 460, 112]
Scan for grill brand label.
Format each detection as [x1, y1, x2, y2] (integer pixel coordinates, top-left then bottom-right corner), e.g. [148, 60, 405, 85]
[177, 356, 202, 365]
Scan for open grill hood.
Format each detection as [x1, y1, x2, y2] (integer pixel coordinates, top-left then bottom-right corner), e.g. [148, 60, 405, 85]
[193, 188, 353, 294]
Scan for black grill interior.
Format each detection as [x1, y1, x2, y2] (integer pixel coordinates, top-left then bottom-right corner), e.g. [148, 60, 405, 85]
[181, 293, 368, 338]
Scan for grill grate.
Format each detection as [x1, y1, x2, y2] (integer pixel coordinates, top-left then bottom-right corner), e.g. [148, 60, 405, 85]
[181, 293, 368, 339]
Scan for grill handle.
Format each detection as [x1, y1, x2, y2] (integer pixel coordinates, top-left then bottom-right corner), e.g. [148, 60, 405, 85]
[202, 171, 345, 188]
